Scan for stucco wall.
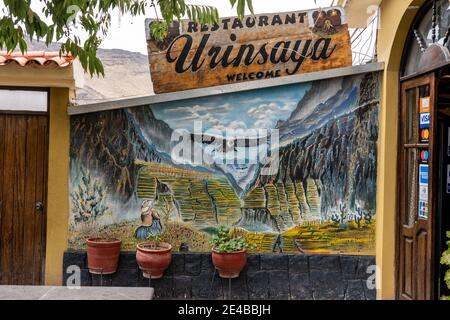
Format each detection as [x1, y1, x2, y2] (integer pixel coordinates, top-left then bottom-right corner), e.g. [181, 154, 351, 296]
[375, 0, 426, 300]
[0, 64, 74, 90]
[45, 87, 70, 285]
[0, 65, 73, 286]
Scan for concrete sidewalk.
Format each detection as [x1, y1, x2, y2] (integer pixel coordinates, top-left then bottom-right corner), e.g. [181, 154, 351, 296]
[0, 286, 154, 300]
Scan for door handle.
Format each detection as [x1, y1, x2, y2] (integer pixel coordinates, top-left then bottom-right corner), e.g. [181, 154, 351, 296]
[35, 202, 44, 212]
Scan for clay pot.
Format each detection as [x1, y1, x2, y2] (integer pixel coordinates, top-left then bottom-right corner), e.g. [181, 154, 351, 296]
[212, 250, 247, 279]
[86, 238, 122, 274]
[136, 242, 172, 279]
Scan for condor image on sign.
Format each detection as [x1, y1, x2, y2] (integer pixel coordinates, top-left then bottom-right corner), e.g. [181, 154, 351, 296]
[146, 6, 352, 94]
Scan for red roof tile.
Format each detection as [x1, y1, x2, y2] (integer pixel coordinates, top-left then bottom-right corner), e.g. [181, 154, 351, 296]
[0, 51, 73, 67]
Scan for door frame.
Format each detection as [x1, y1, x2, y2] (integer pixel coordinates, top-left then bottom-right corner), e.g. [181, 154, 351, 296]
[396, 72, 438, 300]
[0, 86, 50, 285]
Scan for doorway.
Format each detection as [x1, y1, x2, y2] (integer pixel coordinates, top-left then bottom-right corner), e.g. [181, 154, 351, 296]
[397, 70, 450, 300]
[435, 70, 450, 298]
[397, 73, 437, 300]
[0, 88, 49, 285]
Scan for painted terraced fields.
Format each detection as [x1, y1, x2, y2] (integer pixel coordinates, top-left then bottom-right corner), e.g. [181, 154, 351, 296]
[137, 162, 241, 226]
[132, 163, 374, 254]
[132, 161, 376, 255]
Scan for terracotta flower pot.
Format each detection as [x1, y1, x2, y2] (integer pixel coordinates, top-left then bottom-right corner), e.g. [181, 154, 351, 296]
[136, 242, 172, 279]
[212, 250, 247, 279]
[86, 238, 122, 274]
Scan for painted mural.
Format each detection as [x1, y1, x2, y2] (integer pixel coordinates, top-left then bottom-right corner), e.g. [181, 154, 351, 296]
[69, 72, 379, 255]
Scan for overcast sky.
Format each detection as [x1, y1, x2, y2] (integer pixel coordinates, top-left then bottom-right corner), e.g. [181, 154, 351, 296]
[100, 0, 336, 54]
[0, 0, 337, 54]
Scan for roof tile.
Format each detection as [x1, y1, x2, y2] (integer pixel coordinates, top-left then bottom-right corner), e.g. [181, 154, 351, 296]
[0, 51, 73, 67]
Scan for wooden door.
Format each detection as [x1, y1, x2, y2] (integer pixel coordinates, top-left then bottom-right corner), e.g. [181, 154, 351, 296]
[0, 113, 48, 285]
[397, 73, 437, 300]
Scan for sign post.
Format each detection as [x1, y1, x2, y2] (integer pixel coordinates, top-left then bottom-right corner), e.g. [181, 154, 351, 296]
[146, 7, 353, 94]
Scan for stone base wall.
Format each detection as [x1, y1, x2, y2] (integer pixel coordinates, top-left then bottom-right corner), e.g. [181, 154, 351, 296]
[63, 251, 376, 300]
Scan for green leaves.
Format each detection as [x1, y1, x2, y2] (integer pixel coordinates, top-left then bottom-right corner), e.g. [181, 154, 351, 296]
[150, 0, 255, 42]
[146, 234, 162, 243]
[441, 231, 450, 300]
[185, 5, 219, 25]
[150, 20, 170, 41]
[211, 225, 253, 253]
[1, 0, 255, 76]
[0, 0, 146, 77]
[230, 0, 254, 19]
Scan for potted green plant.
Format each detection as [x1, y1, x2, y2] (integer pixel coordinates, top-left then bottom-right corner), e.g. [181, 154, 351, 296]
[440, 231, 450, 300]
[211, 226, 253, 279]
[136, 235, 172, 279]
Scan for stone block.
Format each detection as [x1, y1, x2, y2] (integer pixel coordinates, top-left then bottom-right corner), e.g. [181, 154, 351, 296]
[247, 271, 269, 299]
[341, 256, 359, 280]
[309, 255, 340, 271]
[268, 271, 290, 299]
[201, 254, 215, 273]
[246, 254, 261, 272]
[149, 277, 174, 299]
[260, 254, 288, 271]
[192, 271, 223, 299]
[356, 256, 376, 280]
[117, 252, 138, 270]
[91, 273, 113, 287]
[290, 273, 313, 300]
[311, 270, 344, 300]
[173, 275, 192, 299]
[288, 255, 309, 274]
[185, 253, 203, 276]
[63, 251, 87, 270]
[363, 281, 377, 300]
[111, 268, 138, 287]
[221, 274, 248, 300]
[345, 280, 366, 300]
[166, 253, 185, 276]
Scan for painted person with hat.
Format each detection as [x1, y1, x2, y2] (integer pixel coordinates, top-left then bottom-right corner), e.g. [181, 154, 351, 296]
[134, 200, 163, 240]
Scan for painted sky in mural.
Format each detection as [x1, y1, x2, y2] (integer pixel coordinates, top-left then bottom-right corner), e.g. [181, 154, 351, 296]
[69, 72, 379, 255]
[152, 84, 311, 132]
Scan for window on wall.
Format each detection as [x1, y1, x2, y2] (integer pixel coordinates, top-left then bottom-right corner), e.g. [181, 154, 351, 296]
[403, 0, 450, 77]
[0, 89, 48, 112]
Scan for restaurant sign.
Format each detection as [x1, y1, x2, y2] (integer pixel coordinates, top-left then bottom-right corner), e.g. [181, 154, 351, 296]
[145, 6, 352, 94]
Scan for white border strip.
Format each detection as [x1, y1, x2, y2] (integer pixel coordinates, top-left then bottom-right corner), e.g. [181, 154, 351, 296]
[68, 62, 384, 116]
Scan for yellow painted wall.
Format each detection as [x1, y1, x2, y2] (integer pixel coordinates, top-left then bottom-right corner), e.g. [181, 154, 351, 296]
[0, 65, 73, 286]
[45, 87, 70, 285]
[0, 0, 436, 291]
[376, 0, 426, 300]
[0, 64, 74, 90]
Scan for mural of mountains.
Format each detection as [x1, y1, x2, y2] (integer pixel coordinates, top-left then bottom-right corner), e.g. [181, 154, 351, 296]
[69, 71, 379, 255]
[278, 74, 363, 144]
[263, 73, 379, 213]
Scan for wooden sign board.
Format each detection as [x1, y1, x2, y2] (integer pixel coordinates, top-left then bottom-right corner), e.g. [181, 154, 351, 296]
[146, 6, 352, 94]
